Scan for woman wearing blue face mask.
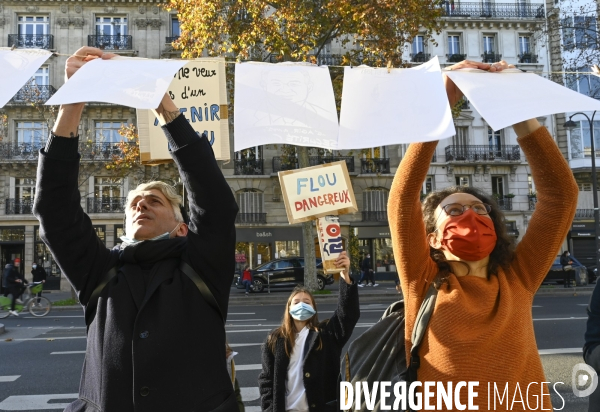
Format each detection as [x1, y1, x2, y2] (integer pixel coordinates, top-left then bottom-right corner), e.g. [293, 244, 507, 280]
[258, 251, 359, 412]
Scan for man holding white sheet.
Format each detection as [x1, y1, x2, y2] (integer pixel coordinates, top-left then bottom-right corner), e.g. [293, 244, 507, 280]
[33, 47, 239, 412]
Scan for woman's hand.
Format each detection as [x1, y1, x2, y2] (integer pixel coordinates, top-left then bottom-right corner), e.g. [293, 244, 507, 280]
[65, 46, 116, 81]
[335, 251, 352, 285]
[444, 60, 515, 107]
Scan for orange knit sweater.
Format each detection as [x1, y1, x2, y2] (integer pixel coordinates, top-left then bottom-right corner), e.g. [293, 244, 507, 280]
[388, 126, 578, 411]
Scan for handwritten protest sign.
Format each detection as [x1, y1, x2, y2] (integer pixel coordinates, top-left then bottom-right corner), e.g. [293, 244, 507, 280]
[137, 58, 230, 163]
[316, 215, 345, 274]
[278, 161, 357, 224]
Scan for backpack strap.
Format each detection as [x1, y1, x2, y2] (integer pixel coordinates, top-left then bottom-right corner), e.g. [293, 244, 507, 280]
[179, 260, 225, 325]
[85, 266, 118, 327]
[408, 283, 438, 382]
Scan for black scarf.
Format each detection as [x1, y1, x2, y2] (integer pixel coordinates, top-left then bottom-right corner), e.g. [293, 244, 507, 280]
[118, 237, 188, 266]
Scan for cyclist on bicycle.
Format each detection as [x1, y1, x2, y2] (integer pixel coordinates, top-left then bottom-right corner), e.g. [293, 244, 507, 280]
[5, 258, 26, 316]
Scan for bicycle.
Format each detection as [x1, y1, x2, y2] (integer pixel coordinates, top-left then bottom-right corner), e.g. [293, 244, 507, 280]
[0, 282, 52, 318]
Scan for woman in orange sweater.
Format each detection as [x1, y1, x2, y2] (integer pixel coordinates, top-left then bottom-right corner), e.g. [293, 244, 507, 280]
[388, 60, 578, 410]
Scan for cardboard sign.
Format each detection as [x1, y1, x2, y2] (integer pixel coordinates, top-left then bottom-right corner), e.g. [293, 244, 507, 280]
[137, 58, 230, 164]
[316, 216, 344, 274]
[278, 161, 357, 224]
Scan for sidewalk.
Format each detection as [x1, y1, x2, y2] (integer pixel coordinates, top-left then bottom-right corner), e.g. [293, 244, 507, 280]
[40, 281, 597, 310]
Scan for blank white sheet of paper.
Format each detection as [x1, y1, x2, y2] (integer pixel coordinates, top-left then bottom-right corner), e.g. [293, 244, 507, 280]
[338, 57, 455, 148]
[0, 48, 52, 109]
[46, 57, 187, 109]
[234, 62, 339, 151]
[445, 68, 600, 131]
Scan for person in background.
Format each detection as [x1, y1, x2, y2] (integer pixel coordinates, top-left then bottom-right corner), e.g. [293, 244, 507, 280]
[560, 250, 575, 288]
[359, 253, 377, 287]
[31, 262, 47, 303]
[258, 251, 359, 412]
[5, 258, 26, 316]
[241, 265, 253, 296]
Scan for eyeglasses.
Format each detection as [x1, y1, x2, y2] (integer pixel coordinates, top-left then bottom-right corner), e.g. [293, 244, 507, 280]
[432, 202, 492, 232]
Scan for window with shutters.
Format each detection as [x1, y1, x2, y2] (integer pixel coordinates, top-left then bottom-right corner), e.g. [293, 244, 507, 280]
[236, 190, 266, 223]
[362, 188, 388, 222]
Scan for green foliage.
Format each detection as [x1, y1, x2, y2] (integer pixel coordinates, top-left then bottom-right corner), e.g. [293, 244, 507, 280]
[348, 226, 360, 275]
[52, 298, 79, 306]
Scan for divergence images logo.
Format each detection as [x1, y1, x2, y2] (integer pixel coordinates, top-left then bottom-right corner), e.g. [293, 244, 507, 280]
[572, 363, 598, 398]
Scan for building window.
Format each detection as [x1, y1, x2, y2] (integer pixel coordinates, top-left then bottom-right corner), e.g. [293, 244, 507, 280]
[423, 176, 434, 195]
[34, 226, 60, 276]
[115, 224, 125, 243]
[455, 176, 470, 187]
[171, 17, 180, 38]
[412, 36, 425, 54]
[519, 35, 531, 54]
[94, 225, 106, 244]
[563, 16, 597, 50]
[578, 182, 592, 191]
[568, 120, 600, 158]
[483, 35, 495, 54]
[18, 15, 49, 36]
[448, 35, 461, 55]
[6, 178, 35, 215]
[566, 69, 600, 99]
[235, 147, 264, 175]
[236, 190, 265, 223]
[96, 16, 128, 36]
[15, 178, 36, 202]
[95, 121, 125, 143]
[528, 175, 536, 194]
[492, 176, 505, 197]
[95, 177, 123, 199]
[453, 126, 469, 147]
[16, 121, 47, 146]
[362, 188, 388, 221]
[488, 127, 503, 152]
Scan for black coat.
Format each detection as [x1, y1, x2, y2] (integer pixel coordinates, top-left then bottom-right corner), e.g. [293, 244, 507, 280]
[258, 280, 360, 412]
[33, 115, 239, 412]
[31, 266, 47, 282]
[585, 282, 600, 412]
[4, 265, 24, 287]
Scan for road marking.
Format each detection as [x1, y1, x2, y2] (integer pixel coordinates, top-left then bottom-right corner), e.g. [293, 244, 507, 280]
[577, 304, 589, 306]
[226, 319, 267, 322]
[22, 315, 83, 319]
[229, 343, 262, 348]
[246, 407, 261, 412]
[539, 348, 583, 355]
[225, 329, 272, 333]
[532, 305, 543, 308]
[0, 376, 20, 382]
[3, 336, 86, 342]
[226, 324, 279, 328]
[0, 393, 78, 410]
[533, 317, 587, 321]
[228, 313, 256, 315]
[51, 351, 85, 355]
[236, 364, 262, 371]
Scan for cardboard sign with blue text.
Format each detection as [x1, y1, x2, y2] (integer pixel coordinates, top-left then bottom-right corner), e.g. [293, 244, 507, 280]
[278, 161, 357, 224]
[137, 58, 229, 164]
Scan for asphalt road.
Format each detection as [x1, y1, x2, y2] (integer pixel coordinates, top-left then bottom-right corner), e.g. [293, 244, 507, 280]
[0, 292, 595, 411]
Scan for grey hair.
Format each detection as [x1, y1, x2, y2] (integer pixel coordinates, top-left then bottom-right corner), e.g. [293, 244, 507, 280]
[126, 181, 183, 224]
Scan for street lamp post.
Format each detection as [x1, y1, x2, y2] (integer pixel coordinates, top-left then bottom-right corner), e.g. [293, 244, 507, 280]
[564, 111, 600, 283]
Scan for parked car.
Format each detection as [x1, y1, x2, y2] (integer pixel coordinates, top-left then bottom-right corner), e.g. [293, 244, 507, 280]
[234, 257, 335, 292]
[543, 255, 589, 286]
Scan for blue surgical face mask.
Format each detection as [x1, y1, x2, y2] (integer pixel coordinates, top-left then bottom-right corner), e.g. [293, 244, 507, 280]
[120, 223, 181, 246]
[289, 302, 316, 321]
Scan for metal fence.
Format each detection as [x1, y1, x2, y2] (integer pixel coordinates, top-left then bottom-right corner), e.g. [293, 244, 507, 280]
[445, 145, 521, 162]
[88, 35, 133, 50]
[86, 197, 126, 214]
[441, 2, 545, 19]
[234, 159, 264, 175]
[235, 213, 267, 224]
[362, 211, 388, 222]
[5, 199, 33, 215]
[8, 34, 54, 49]
[360, 158, 390, 174]
[11, 85, 57, 104]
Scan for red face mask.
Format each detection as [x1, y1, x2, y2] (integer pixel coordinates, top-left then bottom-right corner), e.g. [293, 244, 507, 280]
[438, 209, 497, 261]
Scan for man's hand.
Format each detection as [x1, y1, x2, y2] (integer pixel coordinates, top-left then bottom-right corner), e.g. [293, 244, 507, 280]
[53, 47, 116, 138]
[443, 60, 514, 107]
[152, 93, 181, 126]
[336, 251, 352, 285]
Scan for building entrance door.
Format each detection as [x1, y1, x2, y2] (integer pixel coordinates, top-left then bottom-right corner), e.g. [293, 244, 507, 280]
[1, 244, 24, 276]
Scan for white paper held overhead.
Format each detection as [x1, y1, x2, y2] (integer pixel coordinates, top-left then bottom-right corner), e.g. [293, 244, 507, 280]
[0, 48, 53, 109]
[46, 57, 188, 109]
[234, 62, 339, 151]
[338, 57, 455, 148]
[445, 68, 600, 131]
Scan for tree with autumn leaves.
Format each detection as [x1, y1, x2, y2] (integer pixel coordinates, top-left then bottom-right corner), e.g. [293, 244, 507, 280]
[166, 0, 444, 290]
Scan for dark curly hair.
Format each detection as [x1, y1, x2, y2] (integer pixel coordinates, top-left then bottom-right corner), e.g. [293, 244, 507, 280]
[422, 186, 515, 287]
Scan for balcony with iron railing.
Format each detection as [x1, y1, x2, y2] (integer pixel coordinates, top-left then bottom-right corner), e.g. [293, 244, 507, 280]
[410, 53, 431, 63]
[235, 213, 267, 224]
[272, 156, 355, 173]
[446, 54, 467, 63]
[528, 195, 537, 211]
[482, 53, 502, 63]
[11, 85, 57, 104]
[360, 158, 390, 174]
[165, 36, 179, 44]
[88, 35, 133, 50]
[8, 34, 54, 49]
[5, 199, 33, 215]
[496, 196, 513, 211]
[518, 53, 538, 64]
[0, 142, 136, 162]
[445, 145, 521, 162]
[441, 2, 545, 19]
[234, 159, 264, 175]
[315, 54, 343, 66]
[87, 197, 126, 214]
[575, 209, 595, 219]
[362, 211, 388, 222]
